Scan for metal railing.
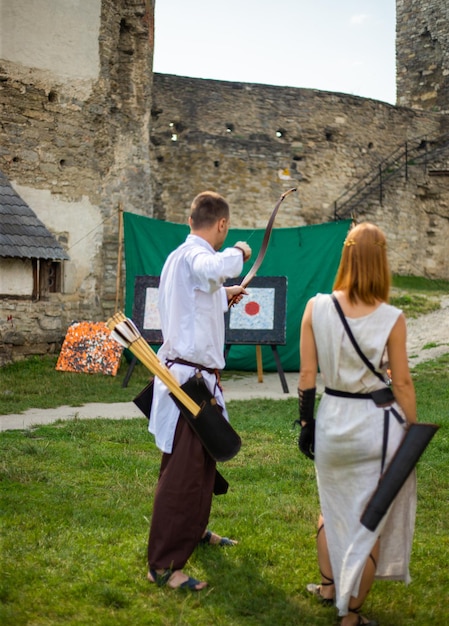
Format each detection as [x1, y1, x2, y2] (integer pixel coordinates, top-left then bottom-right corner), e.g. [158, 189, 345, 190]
[333, 132, 449, 220]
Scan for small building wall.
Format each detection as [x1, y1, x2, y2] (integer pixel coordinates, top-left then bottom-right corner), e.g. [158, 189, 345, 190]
[0, 259, 33, 296]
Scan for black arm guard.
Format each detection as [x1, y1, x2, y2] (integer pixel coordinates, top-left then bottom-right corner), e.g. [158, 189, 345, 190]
[295, 387, 316, 460]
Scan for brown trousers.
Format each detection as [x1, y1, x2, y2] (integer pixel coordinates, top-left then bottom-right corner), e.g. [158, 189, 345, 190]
[148, 415, 216, 571]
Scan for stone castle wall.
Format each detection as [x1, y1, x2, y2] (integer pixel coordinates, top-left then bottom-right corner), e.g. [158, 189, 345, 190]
[0, 0, 154, 365]
[150, 73, 448, 278]
[396, 0, 449, 112]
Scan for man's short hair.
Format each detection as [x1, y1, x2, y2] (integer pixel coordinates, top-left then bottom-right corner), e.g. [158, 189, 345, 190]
[190, 191, 230, 229]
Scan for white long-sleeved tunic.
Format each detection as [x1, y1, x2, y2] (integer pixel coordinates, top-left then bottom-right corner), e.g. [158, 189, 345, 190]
[149, 234, 244, 453]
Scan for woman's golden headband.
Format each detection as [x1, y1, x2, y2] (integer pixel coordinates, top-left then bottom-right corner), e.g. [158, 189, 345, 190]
[344, 238, 386, 248]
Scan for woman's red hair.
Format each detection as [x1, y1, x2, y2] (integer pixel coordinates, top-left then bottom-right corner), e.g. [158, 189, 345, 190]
[333, 222, 390, 304]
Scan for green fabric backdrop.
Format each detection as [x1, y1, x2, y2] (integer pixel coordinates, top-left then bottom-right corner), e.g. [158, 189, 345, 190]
[123, 213, 351, 371]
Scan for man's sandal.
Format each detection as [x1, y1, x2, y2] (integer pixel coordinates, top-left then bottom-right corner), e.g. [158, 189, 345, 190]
[200, 529, 236, 546]
[148, 569, 207, 591]
[177, 576, 206, 591]
[149, 569, 172, 587]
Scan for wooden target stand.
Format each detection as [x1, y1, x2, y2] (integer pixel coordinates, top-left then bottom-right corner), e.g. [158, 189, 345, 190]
[224, 343, 289, 393]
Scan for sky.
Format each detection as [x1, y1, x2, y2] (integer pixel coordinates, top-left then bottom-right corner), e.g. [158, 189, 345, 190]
[153, 0, 396, 105]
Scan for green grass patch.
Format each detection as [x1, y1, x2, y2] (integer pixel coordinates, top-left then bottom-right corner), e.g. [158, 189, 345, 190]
[0, 355, 153, 415]
[389, 293, 440, 318]
[390, 274, 448, 318]
[0, 356, 448, 625]
[392, 275, 449, 293]
[422, 342, 438, 350]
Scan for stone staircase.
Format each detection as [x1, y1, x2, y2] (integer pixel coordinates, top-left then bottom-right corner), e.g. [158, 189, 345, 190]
[333, 131, 449, 220]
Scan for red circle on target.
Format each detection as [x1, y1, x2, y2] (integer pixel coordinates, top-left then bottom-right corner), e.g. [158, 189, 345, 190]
[245, 301, 260, 316]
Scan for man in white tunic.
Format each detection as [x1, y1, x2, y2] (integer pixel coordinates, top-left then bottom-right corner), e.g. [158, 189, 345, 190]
[147, 191, 251, 591]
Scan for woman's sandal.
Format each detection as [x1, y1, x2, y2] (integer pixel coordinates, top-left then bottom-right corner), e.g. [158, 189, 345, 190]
[199, 529, 236, 546]
[148, 569, 207, 591]
[306, 582, 334, 607]
[342, 554, 379, 625]
[343, 607, 379, 626]
[306, 569, 334, 606]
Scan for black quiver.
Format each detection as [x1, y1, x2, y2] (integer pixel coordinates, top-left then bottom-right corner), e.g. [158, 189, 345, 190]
[169, 373, 241, 463]
[133, 379, 154, 417]
[361, 422, 439, 532]
[133, 375, 241, 463]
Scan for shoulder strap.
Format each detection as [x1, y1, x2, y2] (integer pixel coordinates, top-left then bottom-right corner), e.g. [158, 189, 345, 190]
[331, 294, 385, 383]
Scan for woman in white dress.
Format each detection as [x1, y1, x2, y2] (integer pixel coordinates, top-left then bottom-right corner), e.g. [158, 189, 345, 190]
[297, 222, 417, 626]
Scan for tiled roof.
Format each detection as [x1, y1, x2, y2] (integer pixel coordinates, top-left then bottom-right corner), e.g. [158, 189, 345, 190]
[0, 170, 69, 260]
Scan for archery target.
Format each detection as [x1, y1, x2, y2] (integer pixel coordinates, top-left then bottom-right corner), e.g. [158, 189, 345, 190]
[229, 287, 275, 330]
[143, 287, 161, 330]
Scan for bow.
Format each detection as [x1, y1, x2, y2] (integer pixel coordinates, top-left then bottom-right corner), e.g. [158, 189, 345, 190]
[229, 187, 297, 307]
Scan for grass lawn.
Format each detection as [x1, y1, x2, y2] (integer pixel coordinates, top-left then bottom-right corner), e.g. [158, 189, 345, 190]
[1, 354, 448, 625]
[390, 275, 449, 318]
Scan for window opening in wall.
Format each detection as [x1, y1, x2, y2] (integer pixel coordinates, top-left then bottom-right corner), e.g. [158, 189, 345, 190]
[120, 18, 131, 36]
[151, 107, 163, 119]
[33, 260, 63, 300]
[48, 90, 58, 103]
[214, 161, 220, 167]
[325, 131, 333, 141]
[368, 142, 374, 149]
[226, 123, 234, 133]
[46, 262, 61, 292]
[169, 122, 178, 142]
